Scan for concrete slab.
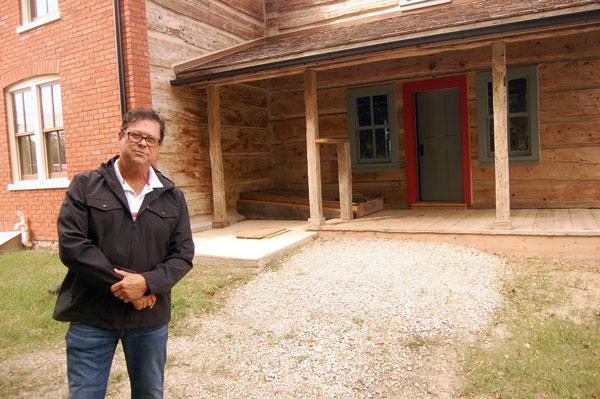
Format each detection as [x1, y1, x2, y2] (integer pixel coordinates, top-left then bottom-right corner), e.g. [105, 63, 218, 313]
[0, 231, 22, 253]
[192, 220, 316, 273]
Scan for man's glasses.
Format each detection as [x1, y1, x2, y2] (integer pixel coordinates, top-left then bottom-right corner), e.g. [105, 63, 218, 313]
[123, 130, 161, 147]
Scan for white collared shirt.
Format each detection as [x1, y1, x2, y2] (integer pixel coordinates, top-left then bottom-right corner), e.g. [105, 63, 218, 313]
[114, 158, 163, 221]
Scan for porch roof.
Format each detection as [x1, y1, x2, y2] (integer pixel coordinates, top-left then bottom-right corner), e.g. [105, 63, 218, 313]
[172, 0, 600, 86]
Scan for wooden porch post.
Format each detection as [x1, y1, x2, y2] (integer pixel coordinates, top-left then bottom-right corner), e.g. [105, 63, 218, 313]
[304, 69, 325, 227]
[207, 84, 229, 229]
[492, 41, 511, 229]
[337, 141, 353, 220]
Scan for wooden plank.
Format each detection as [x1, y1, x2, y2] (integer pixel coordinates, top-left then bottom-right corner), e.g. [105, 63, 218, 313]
[239, 190, 382, 214]
[538, 59, 600, 91]
[540, 89, 600, 120]
[511, 208, 537, 231]
[236, 228, 289, 239]
[150, 0, 264, 42]
[532, 209, 555, 232]
[240, 190, 343, 208]
[267, 0, 397, 34]
[315, 138, 349, 144]
[492, 41, 511, 229]
[554, 209, 573, 232]
[272, 113, 348, 141]
[304, 69, 325, 227]
[220, 0, 265, 21]
[237, 199, 341, 220]
[569, 209, 598, 231]
[207, 85, 230, 228]
[541, 121, 600, 147]
[591, 209, 600, 229]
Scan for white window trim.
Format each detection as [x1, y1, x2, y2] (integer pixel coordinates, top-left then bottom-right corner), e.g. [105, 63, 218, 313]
[346, 84, 399, 172]
[17, 11, 60, 33]
[5, 76, 67, 191]
[399, 0, 451, 11]
[17, 0, 60, 34]
[8, 178, 69, 191]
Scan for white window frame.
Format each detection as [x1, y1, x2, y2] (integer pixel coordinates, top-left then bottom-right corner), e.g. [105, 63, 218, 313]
[17, 0, 61, 34]
[399, 0, 451, 10]
[5, 76, 69, 191]
[346, 84, 399, 172]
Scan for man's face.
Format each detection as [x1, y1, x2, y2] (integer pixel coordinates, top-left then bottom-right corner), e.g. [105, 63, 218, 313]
[119, 119, 162, 167]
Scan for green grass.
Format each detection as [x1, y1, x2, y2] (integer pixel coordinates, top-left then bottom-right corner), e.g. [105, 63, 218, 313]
[463, 258, 600, 399]
[0, 249, 256, 357]
[0, 249, 67, 360]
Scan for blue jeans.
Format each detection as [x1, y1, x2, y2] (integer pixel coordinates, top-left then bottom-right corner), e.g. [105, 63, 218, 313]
[65, 322, 168, 399]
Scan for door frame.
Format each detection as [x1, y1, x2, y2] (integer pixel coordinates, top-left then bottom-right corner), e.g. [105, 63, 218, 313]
[403, 76, 472, 206]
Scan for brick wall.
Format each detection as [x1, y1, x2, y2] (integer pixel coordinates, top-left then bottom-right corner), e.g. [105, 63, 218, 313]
[0, 0, 152, 242]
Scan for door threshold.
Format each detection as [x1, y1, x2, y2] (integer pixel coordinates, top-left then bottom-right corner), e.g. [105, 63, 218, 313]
[411, 201, 468, 210]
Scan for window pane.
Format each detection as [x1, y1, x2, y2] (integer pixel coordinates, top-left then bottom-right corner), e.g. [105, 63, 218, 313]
[359, 129, 373, 160]
[59, 130, 67, 172]
[356, 97, 371, 127]
[488, 119, 494, 153]
[46, 130, 67, 174]
[53, 84, 63, 126]
[18, 135, 38, 176]
[372, 95, 388, 125]
[487, 82, 493, 115]
[509, 78, 527, 113]
[375, 128, 390, 159]
[41, 85, 54, 129]
[509, 117, 529, 151]
[24, 90, 36, 132]
[13, 92, 25, 133]
[32, 0, 48, 19]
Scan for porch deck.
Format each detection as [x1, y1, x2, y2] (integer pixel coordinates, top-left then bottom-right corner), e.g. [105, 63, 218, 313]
[309, 208, 600, 260]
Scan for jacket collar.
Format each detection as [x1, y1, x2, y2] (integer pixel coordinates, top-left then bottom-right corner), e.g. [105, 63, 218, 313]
[98, 156, 175, 210]
[100, 156, 175, 189]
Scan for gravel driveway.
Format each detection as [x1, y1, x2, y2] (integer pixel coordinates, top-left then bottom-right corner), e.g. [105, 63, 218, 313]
[163, 238, 503, 399]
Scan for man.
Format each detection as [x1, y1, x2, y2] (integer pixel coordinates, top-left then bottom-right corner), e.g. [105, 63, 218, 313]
[53, 108, 195, 398]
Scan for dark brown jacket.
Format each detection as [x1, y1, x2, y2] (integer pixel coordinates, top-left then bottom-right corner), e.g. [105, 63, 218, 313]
[53, 156, 194, 329]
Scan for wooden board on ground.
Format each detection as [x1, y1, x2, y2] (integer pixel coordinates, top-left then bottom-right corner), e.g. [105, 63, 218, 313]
[236, 228, 289, 239]
[237, 189, 384, 220]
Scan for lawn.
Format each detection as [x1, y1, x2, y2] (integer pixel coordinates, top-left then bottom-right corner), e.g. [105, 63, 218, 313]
[0, 250, 67, 361]
[463, 257, 600, 398]
[0, 249, 252, 359]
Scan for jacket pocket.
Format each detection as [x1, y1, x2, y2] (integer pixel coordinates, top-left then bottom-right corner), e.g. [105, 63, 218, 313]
[88, 198, 122, 212]
[146, 206, 178, 219]
[143, 206, 179, 240]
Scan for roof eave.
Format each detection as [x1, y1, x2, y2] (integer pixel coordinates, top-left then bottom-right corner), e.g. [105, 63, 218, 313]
[171, 8, 600, 87]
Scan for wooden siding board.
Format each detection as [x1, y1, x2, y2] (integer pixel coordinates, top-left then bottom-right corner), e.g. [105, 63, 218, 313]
[150, 0, 264, 41]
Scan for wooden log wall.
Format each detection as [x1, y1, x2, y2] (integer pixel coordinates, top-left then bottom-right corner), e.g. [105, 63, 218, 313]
[147, 0, 272, 216]
[270, 30, 600, 209]
[264, 0, 473, 36]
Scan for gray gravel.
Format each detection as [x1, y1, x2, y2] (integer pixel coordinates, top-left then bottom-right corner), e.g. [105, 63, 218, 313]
[165, 238, 504, 399]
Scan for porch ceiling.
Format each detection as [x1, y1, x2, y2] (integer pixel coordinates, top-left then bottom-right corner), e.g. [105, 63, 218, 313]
[172, 0, 600, 86]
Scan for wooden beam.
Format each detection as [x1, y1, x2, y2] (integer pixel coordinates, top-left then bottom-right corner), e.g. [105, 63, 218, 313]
[207, 84, 230, 229]
[337, 141, 353, 220]
[304, 69, 325, 227]
[492, 41, 511, 229]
